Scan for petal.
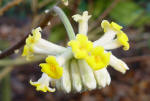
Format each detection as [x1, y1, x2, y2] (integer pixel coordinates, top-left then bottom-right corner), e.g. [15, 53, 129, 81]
[78, 60, 97, 90]
[70, 59, 82, 92]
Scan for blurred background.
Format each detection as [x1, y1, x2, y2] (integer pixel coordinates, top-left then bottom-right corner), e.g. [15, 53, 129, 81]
[0, 0, 150, 101]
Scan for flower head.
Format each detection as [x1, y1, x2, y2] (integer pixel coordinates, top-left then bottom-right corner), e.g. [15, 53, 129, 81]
[23, 10, 130, 93]
[40, 56, 63, 79]
[68, 34, 93, 59]
[30, 73, 55, 92]
[86, 46, 111, 70]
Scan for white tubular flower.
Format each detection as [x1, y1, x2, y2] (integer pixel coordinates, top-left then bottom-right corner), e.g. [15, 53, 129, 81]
[30, 73, 55, 92]
[72, 11, 91, 35]
[78, 60, 96, 90]
[109, 54, 129, 74]
[94, 68, 111, 88]
[60, 62, 71, 93]
[94, 20, 129, 51]
[22, 27, 66, 60]
[94, 20, 117, 46]
[70, 59, 82, 92]
[39, 49, 72, 79]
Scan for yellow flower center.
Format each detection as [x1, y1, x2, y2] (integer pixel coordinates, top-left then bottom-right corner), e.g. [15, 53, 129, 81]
[85, 46, 111, 71]
[40, 56, 63, 79]
[68, 34, 93, 59]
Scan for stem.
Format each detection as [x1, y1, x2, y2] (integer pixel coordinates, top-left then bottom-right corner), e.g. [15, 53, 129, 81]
[1, 73, 11, 101]
[0, 56, 45, 67]
[53, 6, 76, 40]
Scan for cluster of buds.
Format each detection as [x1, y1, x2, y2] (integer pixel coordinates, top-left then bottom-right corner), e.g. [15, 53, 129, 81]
[22, 11, 129, 93]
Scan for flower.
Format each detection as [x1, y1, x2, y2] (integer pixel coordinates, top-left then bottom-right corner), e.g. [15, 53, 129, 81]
[40, 49, 73, 79]
[70, 59, 82, 92]
[59, 62, 71, 93]
[40, 56, 63, 79]
[68, 34, 93, 59]
[94, 20, 130, 51]
[109, 54, 129, 74]
[94, 68, 111, 88]
[22, 27, 66, 60]
[30, 73, 55, 92]
[72, 11, 91, 35]
[85, 46, 111, 70]
[22, 27, 41, 60]
[78, 60, 97, 90]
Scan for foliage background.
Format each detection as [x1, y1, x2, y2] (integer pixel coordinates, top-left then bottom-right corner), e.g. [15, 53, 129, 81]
[0, 0, 150, 101]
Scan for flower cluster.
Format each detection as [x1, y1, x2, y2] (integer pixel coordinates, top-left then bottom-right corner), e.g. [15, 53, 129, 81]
[22, 11, 130, 93]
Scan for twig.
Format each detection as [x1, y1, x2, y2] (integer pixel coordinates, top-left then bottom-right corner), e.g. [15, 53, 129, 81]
[31, 0, 38, 17]
[0, 0, 23, 16]
[88, 0, 120, 32]
[122, 55, 150, 63]
[0, 1, 60, 59]
[0, 67, 13, 81]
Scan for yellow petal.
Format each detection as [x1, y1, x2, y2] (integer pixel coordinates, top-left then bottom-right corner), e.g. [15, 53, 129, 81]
[40, 56, 63, 79]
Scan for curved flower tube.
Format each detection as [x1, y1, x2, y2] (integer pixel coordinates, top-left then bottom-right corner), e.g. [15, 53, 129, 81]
[70, 59, 82, 92]
[60, 62, 71, 93]
[109, 54, 129, 74]
[30, 73, 55, 92]
[22, 27, 66, 60]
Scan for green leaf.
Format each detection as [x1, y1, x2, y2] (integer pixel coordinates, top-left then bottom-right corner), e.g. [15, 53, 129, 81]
[109, 1, 144, 26]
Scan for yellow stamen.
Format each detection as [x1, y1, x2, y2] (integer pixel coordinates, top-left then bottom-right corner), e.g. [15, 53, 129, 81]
[68, 34, 93, 59]
[85, 46, 111, 71]
[40, 56, 63, 79]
